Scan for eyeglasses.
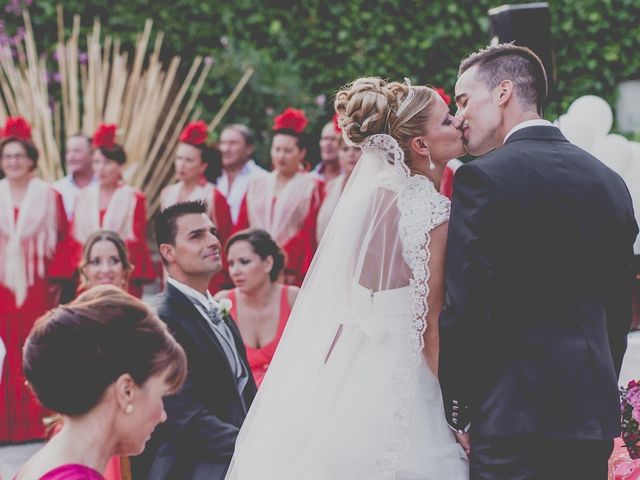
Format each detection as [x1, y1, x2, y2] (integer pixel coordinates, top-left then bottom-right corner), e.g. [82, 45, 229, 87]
[1, 153, 29, 161]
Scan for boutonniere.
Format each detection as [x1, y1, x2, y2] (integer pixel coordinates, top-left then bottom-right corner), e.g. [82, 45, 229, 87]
[218, 298, 233, 317]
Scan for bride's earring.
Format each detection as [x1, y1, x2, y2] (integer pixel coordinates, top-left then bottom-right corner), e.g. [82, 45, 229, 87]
[428, 150, 435, 171]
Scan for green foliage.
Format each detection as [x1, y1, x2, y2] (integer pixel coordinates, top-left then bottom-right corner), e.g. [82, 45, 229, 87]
[4, 0, 639, 163]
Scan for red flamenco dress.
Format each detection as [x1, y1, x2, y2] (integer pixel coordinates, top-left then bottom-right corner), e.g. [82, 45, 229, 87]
[228, 285, 293, 387]
[0, 179, 77, 442]
[235, 172, 323, 286]
[161, 177, 233, 293]
[72, 183, 155, 298]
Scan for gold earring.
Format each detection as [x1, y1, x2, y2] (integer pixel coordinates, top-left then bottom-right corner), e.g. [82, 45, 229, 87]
[125, 404, 134, 414]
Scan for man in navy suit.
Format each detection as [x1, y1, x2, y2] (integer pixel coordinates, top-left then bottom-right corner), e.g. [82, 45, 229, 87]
[439, 44, 638, 479]
[133, 200, 256, 480]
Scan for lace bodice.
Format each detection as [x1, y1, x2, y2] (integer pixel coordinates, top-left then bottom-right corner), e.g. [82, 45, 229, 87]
[359, 134, 451, 479]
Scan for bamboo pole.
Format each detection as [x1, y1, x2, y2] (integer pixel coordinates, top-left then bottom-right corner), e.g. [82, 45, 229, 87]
[208, 66, 255, 133]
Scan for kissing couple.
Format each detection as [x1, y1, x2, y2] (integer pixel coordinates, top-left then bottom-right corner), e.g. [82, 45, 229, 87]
[226, 43, 638, 480]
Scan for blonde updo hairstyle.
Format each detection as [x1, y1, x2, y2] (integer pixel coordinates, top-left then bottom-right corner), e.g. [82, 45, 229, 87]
[334, 77, 438, 165]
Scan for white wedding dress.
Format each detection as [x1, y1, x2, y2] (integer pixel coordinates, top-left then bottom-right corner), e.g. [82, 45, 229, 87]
[226, 135, 468, 480]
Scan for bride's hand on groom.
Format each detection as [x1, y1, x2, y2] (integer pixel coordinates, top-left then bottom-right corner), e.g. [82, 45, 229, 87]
[454, 431, 470, 456]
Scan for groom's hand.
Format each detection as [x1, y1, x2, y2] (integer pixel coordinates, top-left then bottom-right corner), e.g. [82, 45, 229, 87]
[454, 431, 471, 456]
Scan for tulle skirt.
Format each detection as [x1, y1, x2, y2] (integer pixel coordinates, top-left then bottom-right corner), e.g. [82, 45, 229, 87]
[228, 285, 468, 479]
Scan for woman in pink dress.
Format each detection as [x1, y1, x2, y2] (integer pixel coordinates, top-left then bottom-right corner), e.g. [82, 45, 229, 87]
[215, 229, 298, 386]
[160, 121, 233, 293]
[72, 125, 155, 298]
[0, 117, 76, 443]
[15, 286, 187, 480]
[234, 108, 324, 286]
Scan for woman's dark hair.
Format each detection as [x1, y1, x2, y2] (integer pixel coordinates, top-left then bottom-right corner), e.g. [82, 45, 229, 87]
[180, 141, 219, 170]
[23, 285, 187, 416]
[273, 129, 309, 151]
[0, 137, 39, 168]
[79, 230, 133, 289]
[201, 142, 223, 183]
[225, 229, 286, 282]
[97, 144, 127, 165]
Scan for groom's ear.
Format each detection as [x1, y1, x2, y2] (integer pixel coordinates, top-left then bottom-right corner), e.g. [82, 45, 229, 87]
[496, 80, 513, 106]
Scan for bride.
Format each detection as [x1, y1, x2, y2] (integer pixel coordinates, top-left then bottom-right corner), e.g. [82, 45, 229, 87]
[226, 77, 469, 479]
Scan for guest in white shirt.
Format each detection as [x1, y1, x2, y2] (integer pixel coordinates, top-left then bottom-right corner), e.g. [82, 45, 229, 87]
[54, 134, 96, 219]
[216, 124, 267, 224]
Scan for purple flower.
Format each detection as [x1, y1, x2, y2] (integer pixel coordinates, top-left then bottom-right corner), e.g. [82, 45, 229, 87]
[315, 94, 326, 107]
[78, 51, 88, 64]
[204, 56, 213, 66]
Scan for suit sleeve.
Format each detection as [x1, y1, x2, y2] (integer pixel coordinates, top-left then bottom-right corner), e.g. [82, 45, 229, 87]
[439, 163, 499, 431]
[606, 189, 639, 377]
[158, 317, 241, 461]
[162, 372, 239, 460]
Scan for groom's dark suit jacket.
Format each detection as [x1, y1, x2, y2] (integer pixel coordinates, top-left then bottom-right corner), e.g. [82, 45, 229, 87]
[132, 283, 257, 480]
[439, 126, 638, 439]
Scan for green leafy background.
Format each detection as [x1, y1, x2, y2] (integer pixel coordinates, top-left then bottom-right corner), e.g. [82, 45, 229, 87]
[4, 0, 639, 164]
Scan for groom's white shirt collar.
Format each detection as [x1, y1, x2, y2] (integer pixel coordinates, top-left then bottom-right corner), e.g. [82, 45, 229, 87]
[503, 119, 555, 144]
[167, 276, 218, 309]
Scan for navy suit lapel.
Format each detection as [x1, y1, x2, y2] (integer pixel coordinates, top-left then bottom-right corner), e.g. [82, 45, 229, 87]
[165, 284, 238, 383]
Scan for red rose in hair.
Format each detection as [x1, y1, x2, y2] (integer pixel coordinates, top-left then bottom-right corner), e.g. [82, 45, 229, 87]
[273, 107, 308, 133]
[332, 113, 342, 134]
[179, 120, 209, 145]
[1, 116, 32, 140]
[92, 124, 117, 149]
[435, 87, 452, 106]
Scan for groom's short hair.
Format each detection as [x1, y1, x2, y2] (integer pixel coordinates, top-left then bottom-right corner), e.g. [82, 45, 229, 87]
[459, 43, 547, 115]
[155, 200, 212, 265]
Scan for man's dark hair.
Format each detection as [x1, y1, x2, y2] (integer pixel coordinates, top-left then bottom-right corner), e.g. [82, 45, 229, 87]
[459, 43, 548, 114]
[155, 200, 209, 264]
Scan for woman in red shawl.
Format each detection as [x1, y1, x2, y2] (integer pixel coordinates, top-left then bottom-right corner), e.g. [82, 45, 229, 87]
[235, 108, 323, 286]
[0, 117, 75, 442]
[72, 124, 155, 298]
[160, 121, 233, 293]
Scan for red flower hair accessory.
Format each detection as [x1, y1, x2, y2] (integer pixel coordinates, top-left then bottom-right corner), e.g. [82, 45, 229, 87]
[179, 120, 209, 145]
[332, 113, 342, 134]
[434, 87, 452, 106]
[1, 116, 32, 141]
[273, 107, 308, 133]
[92, 124, 117, 149]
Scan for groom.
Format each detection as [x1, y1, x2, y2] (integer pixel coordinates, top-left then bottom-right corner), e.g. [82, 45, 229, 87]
[439, 43, 638, 479]
[133, 201, 256, 479]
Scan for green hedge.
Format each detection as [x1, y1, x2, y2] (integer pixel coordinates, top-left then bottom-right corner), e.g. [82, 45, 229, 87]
[4, 0, 639, 163]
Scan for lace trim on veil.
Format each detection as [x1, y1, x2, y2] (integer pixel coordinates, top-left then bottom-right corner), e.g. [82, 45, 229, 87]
[359, 134, 450, 479]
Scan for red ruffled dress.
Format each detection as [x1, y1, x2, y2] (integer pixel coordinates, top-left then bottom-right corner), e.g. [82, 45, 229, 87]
[97, 191, 155, 298]
[0, 191, 77, 442]
[234, 173, 323, 286]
